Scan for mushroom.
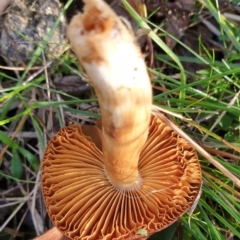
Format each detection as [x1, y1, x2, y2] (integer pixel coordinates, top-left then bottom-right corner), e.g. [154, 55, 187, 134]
[40, 0, 202, 239]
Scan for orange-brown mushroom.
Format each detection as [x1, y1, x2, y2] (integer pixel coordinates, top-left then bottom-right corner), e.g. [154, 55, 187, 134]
[42, 114, 201, 240]
[40, 0, 202, 239]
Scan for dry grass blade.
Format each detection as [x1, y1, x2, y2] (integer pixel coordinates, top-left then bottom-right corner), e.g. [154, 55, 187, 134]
[31, 171, 43, 235]
[0, 189, 34, 232]
[0, 65, 43, 71]
[202, 147, 240, 161]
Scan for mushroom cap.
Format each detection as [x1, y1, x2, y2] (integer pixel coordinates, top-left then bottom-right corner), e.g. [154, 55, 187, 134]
[41, 114, 202, 240]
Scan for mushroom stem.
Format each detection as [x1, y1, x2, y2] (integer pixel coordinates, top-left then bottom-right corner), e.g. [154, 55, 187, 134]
[67, 0, 152, 190]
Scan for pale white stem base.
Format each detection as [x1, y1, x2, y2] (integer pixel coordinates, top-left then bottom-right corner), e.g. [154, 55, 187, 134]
[0, 0, 12, 14]
[67, 0, 152, 189]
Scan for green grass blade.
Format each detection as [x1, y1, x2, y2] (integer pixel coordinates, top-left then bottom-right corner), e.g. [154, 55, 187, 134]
[121, 0, 186, 104]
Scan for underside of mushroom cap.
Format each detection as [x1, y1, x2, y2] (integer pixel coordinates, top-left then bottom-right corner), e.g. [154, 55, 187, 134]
[42, 114, 202, 240]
